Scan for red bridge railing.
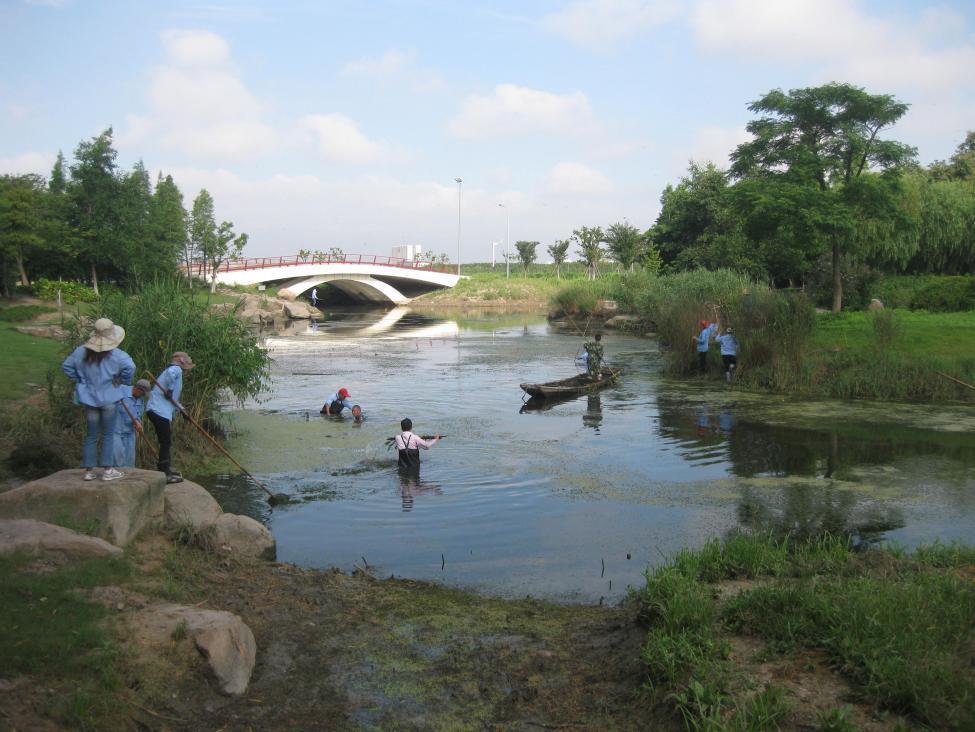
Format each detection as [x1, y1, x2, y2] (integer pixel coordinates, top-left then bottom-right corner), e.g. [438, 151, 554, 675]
[183, 253, 452, 277]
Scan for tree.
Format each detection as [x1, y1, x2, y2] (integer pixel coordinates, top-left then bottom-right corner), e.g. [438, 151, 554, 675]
[547, 239, 570, 279]
[730, 83, 917, 312]
[189, 189, 216, 287]
[116, 160, 154, 287]
[604, 221, 644, 272]
[929, 131, 975, 182]
[68, 128, 121, 295]
[515, 240, 538, 276]
[149, 174, 187, 281]
[572, 226, 604, 280]
[0, 175, 48, 288]
[328, 246, 344, 260]
[208, 222, 248, 292]
[49, 151, 66, 195]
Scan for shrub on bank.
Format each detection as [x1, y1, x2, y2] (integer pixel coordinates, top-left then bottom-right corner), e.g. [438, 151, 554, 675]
[32, 278, 97, 305]
[910, 276, 975, 312]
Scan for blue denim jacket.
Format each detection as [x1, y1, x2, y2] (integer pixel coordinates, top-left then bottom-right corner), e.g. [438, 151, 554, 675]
[147, 364, 183, 421]
[62, 346, 135, 407]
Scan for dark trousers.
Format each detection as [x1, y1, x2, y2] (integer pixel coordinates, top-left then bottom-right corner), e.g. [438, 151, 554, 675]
[698, 351, 708, 372]
[147, 410, 173, 475]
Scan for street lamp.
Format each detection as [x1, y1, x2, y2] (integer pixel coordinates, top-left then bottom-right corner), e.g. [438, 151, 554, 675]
[498, 203, 510, 279]
[454, 177, 463, 276]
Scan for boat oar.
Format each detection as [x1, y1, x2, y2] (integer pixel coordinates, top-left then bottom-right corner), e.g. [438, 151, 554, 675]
[120, 399, 158, 460]
[145, 371, 289, 506]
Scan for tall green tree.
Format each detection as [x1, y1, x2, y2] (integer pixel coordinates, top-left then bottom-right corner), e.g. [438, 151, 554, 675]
[49, 151, 67, 195]
[929, 131, 975, 182]
[188, 189, 216, 288]
[604, 221, 644, 272]
[547, 239, 570, 279]
[514, 240, 538, 276]
[117, 160, 154, 287]
[0, 175, 48, 289]
[572, 226, 604, 280]
[68, 128, 120, 295]
[730, 83, 917, 312]
[208, 221, 248, 292]
[149, 173, 188, 280]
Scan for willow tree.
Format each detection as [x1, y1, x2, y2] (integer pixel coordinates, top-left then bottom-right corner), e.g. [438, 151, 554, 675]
[730, 84, 917, 312]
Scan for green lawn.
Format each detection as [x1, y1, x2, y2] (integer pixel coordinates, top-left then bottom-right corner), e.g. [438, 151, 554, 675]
[0, 321, 64, 401]
[812, 309, 975, 359]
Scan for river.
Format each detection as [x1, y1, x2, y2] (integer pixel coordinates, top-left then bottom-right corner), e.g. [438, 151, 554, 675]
[203, 307, 975, 603]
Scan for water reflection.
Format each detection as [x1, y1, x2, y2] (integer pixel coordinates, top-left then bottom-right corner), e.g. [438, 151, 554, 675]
[398, 470, 443, 512]
[583, 394, 603, 431]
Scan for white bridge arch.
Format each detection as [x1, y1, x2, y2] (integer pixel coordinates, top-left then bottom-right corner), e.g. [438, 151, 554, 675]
[201, 255, 460, 304]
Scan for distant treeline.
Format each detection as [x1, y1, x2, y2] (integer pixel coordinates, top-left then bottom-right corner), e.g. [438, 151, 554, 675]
[0, 127, 245, 297]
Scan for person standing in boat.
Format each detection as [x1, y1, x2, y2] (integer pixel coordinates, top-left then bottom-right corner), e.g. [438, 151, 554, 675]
[321, 387, 353, 415]
[581, 332, 604, 380]
[395, 418, 439, 470]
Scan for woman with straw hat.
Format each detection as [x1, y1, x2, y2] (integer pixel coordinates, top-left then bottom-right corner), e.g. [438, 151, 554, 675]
[62, 318, 136, 481]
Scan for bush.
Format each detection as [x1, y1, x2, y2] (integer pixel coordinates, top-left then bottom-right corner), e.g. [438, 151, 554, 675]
[911, 276, 975, 312]
[868, 275, 940, 309]
[549, 278, 614, 316]
[32, 278, 97, 305]
[0, 304, 54, 322]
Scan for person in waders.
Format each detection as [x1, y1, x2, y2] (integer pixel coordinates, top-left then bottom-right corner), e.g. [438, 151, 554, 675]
[146, 351, 194, 484]
[394, 418, 439, 470]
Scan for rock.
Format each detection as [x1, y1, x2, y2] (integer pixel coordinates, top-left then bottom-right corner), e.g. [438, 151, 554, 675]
[129, 604, 257, 696]
[0, 469, 166, 546]
[597, 299, 618, 313]
[868, 298, 885, 311]
[283, 301, 314, 320]
[15, 325, 66, 339]
[603, 314, 643, 330]
[213, 513, 276, 560]
[164, 481, 223, 530]
[277, 290, 297, 301]
[209, 303, 236, 315]
[0, 518, 123, 559]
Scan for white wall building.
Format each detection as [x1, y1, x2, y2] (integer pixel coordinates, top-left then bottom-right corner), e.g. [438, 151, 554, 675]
[391, 244, 423, 261]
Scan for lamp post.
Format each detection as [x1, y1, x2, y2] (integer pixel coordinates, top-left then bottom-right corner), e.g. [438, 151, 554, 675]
[498, 203, 510, 279]
[454, 177, 463, 276]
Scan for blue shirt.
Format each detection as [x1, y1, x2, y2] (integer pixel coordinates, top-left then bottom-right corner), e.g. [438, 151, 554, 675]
[715, 334, 738, 356]
[696, 324, 717, 352]
[61, 346, 135, 407]
[147, 364, 184, 421]
[115, 394, 145, 436]
[324, 392, 353, 411]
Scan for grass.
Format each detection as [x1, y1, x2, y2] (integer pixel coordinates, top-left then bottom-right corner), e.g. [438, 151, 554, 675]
[638, 534, 975, 729]
[812, 309, 975, 360]
[0, 320, 64, 401]
[418, 268, 588, 306]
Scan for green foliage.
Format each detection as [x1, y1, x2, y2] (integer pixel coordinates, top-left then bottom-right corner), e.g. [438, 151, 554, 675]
[33, 277, 97, 303]
[514, 240, 538, 275]
[815, 705, 857, 732]
[729, 684, 789, 731]
[88, 280, 269, 414]
[572, 226, 605, 280]
[0, 304, 54, 321]
[548, 278, 614, 316]
[604, 221, 644, 271]
[910, 276, 975, 312]
[868, 274, 942, 309]
[547, 239, 571, 279]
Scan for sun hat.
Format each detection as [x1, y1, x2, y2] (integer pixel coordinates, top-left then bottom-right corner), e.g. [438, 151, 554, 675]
[85, 318, 125, 352]
[172, 351, 195, 370]
[134, 378, 152, 394]
[338, 387, 351, 398]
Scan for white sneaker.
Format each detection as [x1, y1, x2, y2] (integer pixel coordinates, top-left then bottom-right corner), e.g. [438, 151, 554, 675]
[102, 467, 125, 481]
[83, 469, 95, 481]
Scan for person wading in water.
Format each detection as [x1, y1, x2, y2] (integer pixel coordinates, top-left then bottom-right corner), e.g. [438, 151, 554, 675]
[394, 418, 440, 470]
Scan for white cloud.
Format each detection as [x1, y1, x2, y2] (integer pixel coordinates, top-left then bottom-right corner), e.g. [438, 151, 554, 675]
[686, 125, 750, 168]
[540, 0, 682, 49]
[119, 29, 275, 160]
[341, 49, 446, 93]
[298, 114, 386, 163]
[691, 0, 975, 92]
[448, 84, 593, 140]
[544, 162, 614, 196]
[0, 152, 54, 176]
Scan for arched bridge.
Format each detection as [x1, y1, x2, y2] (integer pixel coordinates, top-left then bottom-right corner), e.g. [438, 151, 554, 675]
[190, 254, 460, 304]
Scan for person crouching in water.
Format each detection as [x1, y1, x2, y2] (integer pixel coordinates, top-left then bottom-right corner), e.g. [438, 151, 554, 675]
[114, 379, 151, 468]
[714, 327, 739, 383]
[395, 418, 439, 470]
[321, 387, 353, 416]
[147, 351, 194, 484]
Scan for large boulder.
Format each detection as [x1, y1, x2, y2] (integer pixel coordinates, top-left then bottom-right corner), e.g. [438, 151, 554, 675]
[277, 289, 297, 301]
[0, 518, 122, 559]
[0, 469, 166, 546]
[129, 604, 257, 696]
[164, 481, 223, 529]
[868, 298, 885, 311]
[283, 301, 315, 320]
[213, 513, 276, 560]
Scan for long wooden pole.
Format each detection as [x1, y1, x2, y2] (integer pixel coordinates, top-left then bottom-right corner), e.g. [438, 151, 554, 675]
[935, 370, 975, 393]
[144, 370, 275, 499]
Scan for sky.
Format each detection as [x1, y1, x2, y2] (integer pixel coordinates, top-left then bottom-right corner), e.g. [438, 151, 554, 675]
[1, 0, 973, 263]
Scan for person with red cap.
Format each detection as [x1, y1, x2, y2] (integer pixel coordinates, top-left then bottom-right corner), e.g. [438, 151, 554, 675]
[321, 387, 355, 416]
[691, 309, 719, 373]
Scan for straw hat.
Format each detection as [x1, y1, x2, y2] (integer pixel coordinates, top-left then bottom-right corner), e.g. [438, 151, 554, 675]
[85, 318, 125, 352]
[172, 351, 195, 370]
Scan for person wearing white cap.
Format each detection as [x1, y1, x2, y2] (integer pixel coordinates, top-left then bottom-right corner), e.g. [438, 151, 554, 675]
[61, 317, 136, 481]
[113, 379, 152, 468]
[146, 351, 195, 483]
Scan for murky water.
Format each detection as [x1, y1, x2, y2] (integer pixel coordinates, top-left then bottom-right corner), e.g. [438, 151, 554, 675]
[204, 307, 975, 603]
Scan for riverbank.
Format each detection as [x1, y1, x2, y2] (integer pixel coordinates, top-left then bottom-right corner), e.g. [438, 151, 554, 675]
[3, 517, 972, 729]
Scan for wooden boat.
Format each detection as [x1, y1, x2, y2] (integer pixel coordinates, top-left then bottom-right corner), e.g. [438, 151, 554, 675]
[520, 366, 622, 399]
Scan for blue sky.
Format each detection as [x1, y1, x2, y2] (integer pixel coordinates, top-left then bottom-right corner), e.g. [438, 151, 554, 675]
[2, 0, 973, 262]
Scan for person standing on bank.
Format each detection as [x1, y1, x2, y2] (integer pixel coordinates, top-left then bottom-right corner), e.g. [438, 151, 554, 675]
[62, 317, 135, 482]
[321, 387, 353, 415]
[146, 351, 195, 484]
[113, 379, 151, 468]
[395, 418, 439, 470]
